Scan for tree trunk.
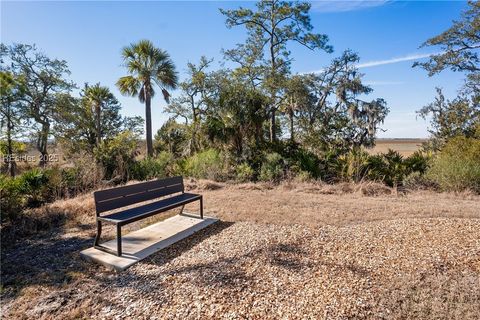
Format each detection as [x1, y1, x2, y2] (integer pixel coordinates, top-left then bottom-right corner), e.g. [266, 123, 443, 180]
[191, 96, 197, 155]
[6, 110, 16, 177]
[95, 103, 101, 146]
[269, 109, 276, 142]
[145, 92, 153, 157]
[255, 122, 262, 147]
[289, 109, 295, 143]
[268, 6, 277, 143]
[38, 122, 50, 167]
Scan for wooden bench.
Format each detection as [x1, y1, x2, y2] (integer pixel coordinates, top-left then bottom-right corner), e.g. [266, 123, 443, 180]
[93, 176, 203, 256]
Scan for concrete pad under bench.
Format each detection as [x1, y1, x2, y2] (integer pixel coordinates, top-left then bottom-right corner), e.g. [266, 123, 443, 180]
[80, 214, 218, 271]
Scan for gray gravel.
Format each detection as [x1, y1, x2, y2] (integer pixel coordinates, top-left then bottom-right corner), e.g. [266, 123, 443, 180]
[2, 217, 479, 319]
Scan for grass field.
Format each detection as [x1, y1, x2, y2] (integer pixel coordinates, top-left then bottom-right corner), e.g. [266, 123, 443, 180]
[368, 138, 426, 157]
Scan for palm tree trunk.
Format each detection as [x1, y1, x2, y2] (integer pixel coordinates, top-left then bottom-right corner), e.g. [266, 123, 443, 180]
[95, 103, 101, 146]
[145, 92, 153, 157]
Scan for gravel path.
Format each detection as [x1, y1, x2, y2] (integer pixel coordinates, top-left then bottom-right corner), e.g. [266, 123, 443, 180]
[3, 218, 479, 319]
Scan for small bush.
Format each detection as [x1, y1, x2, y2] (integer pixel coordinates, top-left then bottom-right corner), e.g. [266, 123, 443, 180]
[294, 170, 312, 182]
[93, 131, 139, 181]
[71, 152, 105, 191]
[404, 151, 431, 175]
[404, 172, 438, 191]
[0, 163, 105, 224]
[235, 163, 255, 182]
[0, 174, 26, 222]
[183, 149, 226, 180]
[291, 149, 321, 179]
[132, 152, 177, 181]
[426, 136, 480, 192]
[333, 149, 371, 183]
[328, 148, 431, 187]
[18, 168, 50, 206]
[259, 152, 284, 182]
[1, 168, 53, 221]
[376, 150, 407, 187]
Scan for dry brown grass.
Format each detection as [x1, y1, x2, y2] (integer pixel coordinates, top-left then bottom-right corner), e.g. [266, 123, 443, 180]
[367, 138, 427, 156]
[4, 178, 478, 240]
[1, 179, 479, 319]
[187, 180, 480, 227]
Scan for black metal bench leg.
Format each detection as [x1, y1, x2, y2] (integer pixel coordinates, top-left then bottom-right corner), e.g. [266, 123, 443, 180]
[116, 225, 122, 257]
[200, 197, 204, 219]
[94, 220, 102, 247]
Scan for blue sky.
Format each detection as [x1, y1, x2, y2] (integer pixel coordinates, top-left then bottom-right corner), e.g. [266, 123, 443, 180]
[1, 1, 469, 138]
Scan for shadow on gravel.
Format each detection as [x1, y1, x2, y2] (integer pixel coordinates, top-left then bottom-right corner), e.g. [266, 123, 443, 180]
[115, 226, 336, 294]
[71, 220, 238, 313]
[1, 230, 94, 298]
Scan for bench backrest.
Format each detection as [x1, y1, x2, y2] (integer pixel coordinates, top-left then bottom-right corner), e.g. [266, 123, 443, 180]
[93, 176, 184, 215]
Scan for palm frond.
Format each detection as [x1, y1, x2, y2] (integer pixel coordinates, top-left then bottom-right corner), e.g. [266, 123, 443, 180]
[162, 88, 171, 103]
[116, 76, 141, 97]
[139, 85, 145, 103]
[155, 60, 178, 90]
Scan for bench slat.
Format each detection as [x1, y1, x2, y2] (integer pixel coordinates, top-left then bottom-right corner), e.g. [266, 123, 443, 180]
[98, 193, 201, 224]
[94, 176, 183, 201]
[94, 176, 184, 214]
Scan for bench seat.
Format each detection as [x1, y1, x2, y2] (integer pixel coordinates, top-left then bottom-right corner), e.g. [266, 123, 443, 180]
[98, 192, 201, 225]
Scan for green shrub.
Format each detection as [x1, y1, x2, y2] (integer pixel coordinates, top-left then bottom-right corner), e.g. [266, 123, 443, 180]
[426, 136, 480, 192]
[18, 168, 49, 206]
[364, 154, 386, 182]
[333, 149, 371, 183]
[404, 151, 431, 175]
[291, 149, 321, 179]
[377, 150, 407, 187]
[0, 174, 26, 222]
[183, 149, 226, 180]
[404, 171, 437, 191]
[0, 164, 103, 224]
[235, 163, 255, 182]
[294, 170, 312, 182]
[132, 152, 177, 181]
[365, 150, 430, 187]
[0, 140, 27, 156]
[259, 152, 284, 182]
[328, 148, 430, 187]
[154, 118, 189, 157]
[93, 131, 139, 181]
[43, 166, 86, 199]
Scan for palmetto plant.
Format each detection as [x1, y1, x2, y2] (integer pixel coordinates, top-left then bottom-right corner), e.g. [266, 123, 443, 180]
[116, 40, 178, 157]
[82, 83, 114, 146]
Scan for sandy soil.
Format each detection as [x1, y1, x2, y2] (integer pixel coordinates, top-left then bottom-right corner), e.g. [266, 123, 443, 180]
[1, 180, 479, 319]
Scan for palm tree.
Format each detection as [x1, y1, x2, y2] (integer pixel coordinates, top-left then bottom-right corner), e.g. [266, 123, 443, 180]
[116, 40, 178, 157]
[82, 83, 112, 146]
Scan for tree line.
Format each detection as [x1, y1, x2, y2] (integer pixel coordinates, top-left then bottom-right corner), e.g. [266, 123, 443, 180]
[1, 0, 478, 192]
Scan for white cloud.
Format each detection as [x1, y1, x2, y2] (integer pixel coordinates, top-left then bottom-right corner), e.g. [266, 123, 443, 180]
[310, 0, 391, 13]
[305, 52, 436, 74]
[363, 80, 404, 86]
[356, 52, 434, 68]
